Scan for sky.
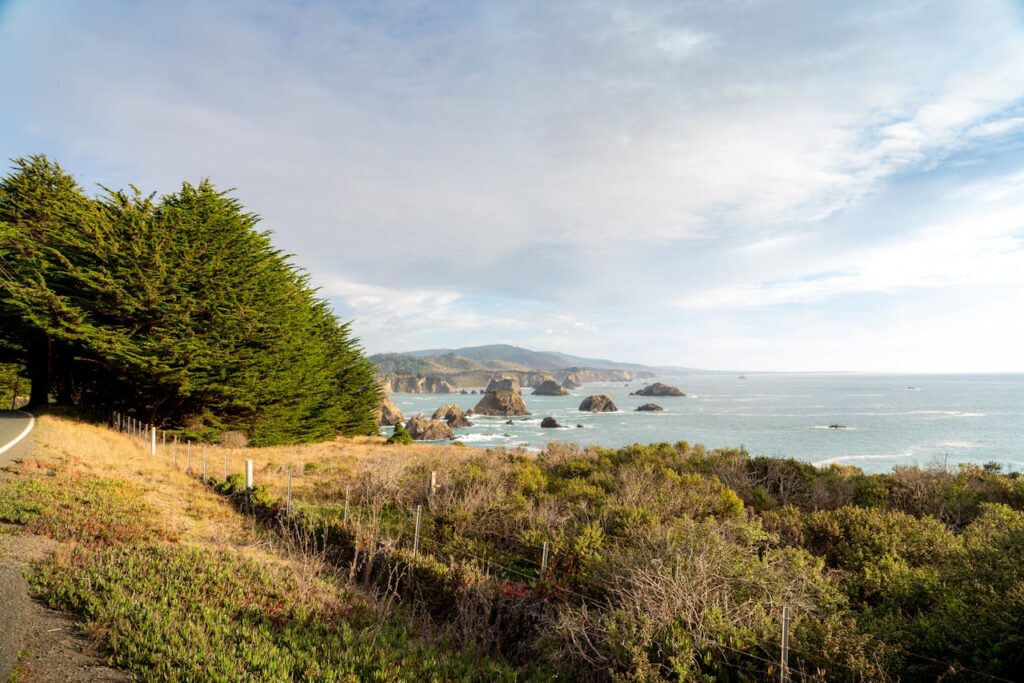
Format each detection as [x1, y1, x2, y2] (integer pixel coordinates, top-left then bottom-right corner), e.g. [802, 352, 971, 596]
[2, 0, 1024, 372]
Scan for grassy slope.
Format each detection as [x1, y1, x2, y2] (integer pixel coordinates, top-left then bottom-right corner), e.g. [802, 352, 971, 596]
[0, 416, 530, 682]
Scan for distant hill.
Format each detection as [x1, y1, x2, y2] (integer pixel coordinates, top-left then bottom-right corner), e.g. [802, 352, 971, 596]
[400, 344, 685, 373]
[368, 351, 529, 376]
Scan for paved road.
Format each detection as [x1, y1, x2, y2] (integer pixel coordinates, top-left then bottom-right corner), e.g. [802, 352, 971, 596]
[1, 410, 34, 680]
[0, 410, 34, 465]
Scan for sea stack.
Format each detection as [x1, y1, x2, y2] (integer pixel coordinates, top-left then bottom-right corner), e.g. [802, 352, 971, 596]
[533, 379, 570, 396]
[632, 382, 685, 397]
[471, 376, 530, 416]
[432, 403, 473, 428]
[378, 396, 404, 426]
[404, 415, 454, 440]
[579, 394, 618, 412]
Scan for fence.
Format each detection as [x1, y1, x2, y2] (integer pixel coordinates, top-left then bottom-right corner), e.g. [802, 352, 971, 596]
[105, 411, 1012, 683]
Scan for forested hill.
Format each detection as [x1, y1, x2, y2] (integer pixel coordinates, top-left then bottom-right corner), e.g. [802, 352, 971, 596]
[0, 155, 381, 445]
[399, 343, 681, 373]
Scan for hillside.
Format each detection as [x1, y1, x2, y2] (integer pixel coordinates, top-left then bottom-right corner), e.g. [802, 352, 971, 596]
[401, 343, 680, 373]
[370, 344, 662, 392]
[3, 415, 1022, 681]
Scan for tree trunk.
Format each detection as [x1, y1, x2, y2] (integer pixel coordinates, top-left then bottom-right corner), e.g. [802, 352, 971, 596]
[27, 331, 50, 408]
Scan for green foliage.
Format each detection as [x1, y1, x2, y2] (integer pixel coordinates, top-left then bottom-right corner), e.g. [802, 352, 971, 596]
[32, 543, 528, 682]
[0, 156, 380, 444]
[0, 473, 168, 545]
[0, 361, 26, 408]
[386, 421, 413, 445]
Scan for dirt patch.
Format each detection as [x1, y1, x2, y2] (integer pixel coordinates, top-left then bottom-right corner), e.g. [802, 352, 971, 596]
[0, 533, 129, 682]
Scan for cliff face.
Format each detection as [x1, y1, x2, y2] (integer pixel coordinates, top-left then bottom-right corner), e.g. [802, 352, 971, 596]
[387, 376, 458, 393]
[383, 368, 654, 394]
[557, 368, 647, 386]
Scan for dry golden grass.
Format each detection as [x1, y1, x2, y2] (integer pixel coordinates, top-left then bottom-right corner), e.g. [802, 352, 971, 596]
[28, 415, 254, 549]
[23, 414, 506, 547]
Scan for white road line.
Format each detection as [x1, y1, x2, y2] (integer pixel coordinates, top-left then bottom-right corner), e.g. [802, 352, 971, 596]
[0, 410, 35, 456]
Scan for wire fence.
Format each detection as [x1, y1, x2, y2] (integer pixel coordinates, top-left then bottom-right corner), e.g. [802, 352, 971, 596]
[105, 411, 1013, 683]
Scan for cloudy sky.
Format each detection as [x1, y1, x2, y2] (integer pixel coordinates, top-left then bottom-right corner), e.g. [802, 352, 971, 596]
[2, 0, 1023, 371]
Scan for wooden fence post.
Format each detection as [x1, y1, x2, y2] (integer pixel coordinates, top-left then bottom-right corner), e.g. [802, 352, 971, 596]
[344, 485, 351, 523]
[541, 541, 549, 574]
[780, 605, 790, 683]
[286, 469, 293, 516]
[413, 505, 422, 559]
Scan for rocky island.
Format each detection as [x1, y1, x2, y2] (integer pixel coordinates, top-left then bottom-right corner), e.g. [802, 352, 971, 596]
[471, 376, 530, 416]
[632, 382, 685, 397]
[579, 394, 618, 412]
[532, 378, 569, 396]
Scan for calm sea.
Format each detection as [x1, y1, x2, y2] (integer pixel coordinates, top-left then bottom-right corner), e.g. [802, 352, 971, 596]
[390, 373, 1024, 474]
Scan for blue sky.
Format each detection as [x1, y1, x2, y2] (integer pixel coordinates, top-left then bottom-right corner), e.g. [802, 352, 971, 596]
[2, 0, 1023, 371]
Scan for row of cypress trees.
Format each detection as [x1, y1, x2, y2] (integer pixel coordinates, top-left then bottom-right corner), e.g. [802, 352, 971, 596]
[0, 156, 381, 445]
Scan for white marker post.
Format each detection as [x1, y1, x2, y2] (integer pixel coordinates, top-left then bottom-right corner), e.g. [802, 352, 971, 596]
[150, 427, 157, 456]
[245, 459, 254, 490]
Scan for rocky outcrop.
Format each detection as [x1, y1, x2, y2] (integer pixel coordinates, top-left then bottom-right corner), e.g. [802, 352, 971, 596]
[405, 415, 454, 440]
[579, 394, 618, 412]
[432, 403, 473, 428]
[632, 382, 685, 397]
[472, 376, 530, 416]
[540, 416, 564, 428]
[378, 396, 404, 426]
[557, 367, 649, 388]
[383, 367, 655, 393]
[532, 379, 569, 396]
[636, 403, 664, 412]
[387, 376, 458, 393]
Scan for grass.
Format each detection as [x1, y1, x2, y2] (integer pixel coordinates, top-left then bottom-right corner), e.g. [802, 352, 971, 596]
[0, 415, 536, 682]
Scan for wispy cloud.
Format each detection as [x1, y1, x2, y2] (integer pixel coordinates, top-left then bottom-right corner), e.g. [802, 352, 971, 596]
[3, 0, 1024, 369]
[676, 205, 1024, 309]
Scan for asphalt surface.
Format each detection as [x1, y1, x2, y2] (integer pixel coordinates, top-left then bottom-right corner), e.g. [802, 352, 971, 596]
[0, 410, 34, 465]
[1, 409, 34, 680]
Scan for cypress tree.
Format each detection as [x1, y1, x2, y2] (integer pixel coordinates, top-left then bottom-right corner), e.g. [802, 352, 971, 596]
[0, 156, 381, 444]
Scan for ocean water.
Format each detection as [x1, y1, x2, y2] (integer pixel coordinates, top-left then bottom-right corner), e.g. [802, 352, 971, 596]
[389, 373, 1024, 474]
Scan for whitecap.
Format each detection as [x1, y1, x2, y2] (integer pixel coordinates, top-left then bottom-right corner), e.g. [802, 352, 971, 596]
[814, 449, 916, 467]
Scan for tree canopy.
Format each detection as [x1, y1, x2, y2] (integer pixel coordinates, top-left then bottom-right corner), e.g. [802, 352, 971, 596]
[0, 155, 380, 445]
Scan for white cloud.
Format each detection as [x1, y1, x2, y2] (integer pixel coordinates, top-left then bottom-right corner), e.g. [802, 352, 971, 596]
[676, 205, 1024, 309]
[4, 0, 1024, 369]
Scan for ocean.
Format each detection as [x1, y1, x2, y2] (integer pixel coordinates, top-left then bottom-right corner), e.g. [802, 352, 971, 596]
[389, 373, 1024, 474]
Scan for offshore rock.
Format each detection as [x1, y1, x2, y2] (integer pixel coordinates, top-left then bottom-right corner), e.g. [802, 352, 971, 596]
[432, 403, 473, 428]
[579, 394, 618, 412]
[378, 397, 404, 426]
[405, 416, 454, 441]
[632, 382, 685, 397]
[635, 403, 664, 412]
[472, 376, 530, 416]
[533, 379, 570, 396]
